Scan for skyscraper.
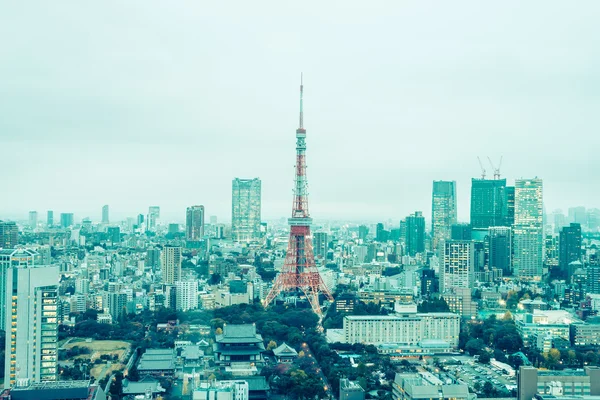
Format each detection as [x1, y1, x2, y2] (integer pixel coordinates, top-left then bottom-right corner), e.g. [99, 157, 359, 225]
[60, 213, 74, 228]
[451, 223, 472, 240]
[0, 222, 18, 250]
[358, 225, 369, 241]
[513, 178, 544, 280]
[559, 223, 582, 279]
[232, 178, 261, 242]
[4, 255, 59, 387]
[568, 206, 586, 225]
[470, 178, 507, 228]
[505, 186, 515, 226]
[186, 205, 205, 241]
[488, 226, 512, 276]
[440, 240, 474, 293]
[29, 211, 38, 229]
[313, 232, 328, 260]
[147, 206, 160, 231]
[176, 280, 199, 311]
[102, 205, 109, 224]
[405, 211, 425, 256]
[47, 211, 54, 227]
[587, 255, 600, 294]
[375, 223, 389, 242]
[161, 246, 182, 284]
[0, 249, 38, 330]
[431, 180, 457, 251]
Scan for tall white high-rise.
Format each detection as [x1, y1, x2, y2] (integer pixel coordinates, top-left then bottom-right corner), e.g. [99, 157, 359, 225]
[161, 246, 182, 285]
[4, 257, 59, 387]
[513, 178, 544, 280]
[440, 240, 474, 293]
[175, 280, 199, 311]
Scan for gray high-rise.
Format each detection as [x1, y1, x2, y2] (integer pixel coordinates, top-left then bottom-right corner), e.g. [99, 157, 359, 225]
[102, 205, 109, 224]
[186, 205, 205, 241]
[513, 178, 544, 280]
[432, 181, 457, 251]
[232, 178, 262, 242]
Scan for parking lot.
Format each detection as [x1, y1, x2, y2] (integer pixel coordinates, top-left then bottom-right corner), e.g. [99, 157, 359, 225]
[422, 357, 517, 396]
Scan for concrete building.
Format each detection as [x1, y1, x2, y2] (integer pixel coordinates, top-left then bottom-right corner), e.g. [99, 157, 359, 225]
[232, 178, 261, 242]
[517, 366, 600, 400]
[440, 240, 474, 293]
[340, 378, 365, 400]
[0, 221, 18, 249]
[193, 380, 249, 400]
[161, 246, 182, 284]
[393, 373, 470, 400]
[513, 178, 544, 280]
[4, 380, 106, 400]
[343, 312, 460, 348]
[0, 248, 39, 331]
[4, 262, 59, 387]
[186, 205, 205, 241]
[176, 280, 199, 312]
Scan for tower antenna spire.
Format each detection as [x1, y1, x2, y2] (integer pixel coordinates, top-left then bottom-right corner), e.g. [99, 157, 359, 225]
[299, 73, 304, 129]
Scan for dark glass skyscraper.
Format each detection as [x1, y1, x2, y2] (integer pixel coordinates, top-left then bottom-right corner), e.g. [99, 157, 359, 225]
[488, 226, 512, 276]
[559, 223, 582, 279]
[505, 186, 515, 226]
[431, 180, 457, 251]
[470, 178, 507, 228]
[405, 211, 425, 256]
[232, 178, 261, 242]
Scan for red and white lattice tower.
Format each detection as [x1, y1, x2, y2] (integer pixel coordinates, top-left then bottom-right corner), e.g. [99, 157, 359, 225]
[263, 76, 334, 317]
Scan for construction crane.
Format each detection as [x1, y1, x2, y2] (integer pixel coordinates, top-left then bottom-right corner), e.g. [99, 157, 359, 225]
[477, 157, 486, 179]
[487, 156, 503, 180]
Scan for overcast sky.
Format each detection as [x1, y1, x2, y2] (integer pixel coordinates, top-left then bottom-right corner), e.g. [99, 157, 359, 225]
[1, 1, 599, 225]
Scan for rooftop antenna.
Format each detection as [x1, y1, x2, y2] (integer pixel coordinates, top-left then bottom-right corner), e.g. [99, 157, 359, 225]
[477, 157, 487, 179]
[299, 73, 304, 129]
[487, 156, 503, 179]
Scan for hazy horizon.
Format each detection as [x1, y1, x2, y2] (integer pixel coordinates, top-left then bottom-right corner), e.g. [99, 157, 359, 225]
[2, 1, 599, 224]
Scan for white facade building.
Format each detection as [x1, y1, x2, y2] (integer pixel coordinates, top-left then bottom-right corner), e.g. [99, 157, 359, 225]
[176, 280, 199, 312]
[343, 312, 460, 348]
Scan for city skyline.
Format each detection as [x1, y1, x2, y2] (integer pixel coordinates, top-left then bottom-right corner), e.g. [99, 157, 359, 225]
[1, 2, 599, 222]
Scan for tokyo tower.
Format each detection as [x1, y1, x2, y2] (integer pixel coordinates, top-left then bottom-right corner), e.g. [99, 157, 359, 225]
[263, 76, 334, 317]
